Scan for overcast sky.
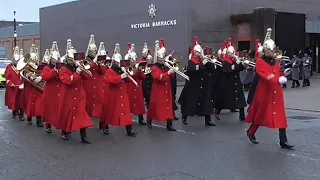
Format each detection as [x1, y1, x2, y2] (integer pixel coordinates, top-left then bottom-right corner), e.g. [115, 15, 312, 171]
[0, 0, 75, 22]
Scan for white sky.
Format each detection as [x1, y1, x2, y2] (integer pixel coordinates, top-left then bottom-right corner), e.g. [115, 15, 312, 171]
[0, 0, 75, 22]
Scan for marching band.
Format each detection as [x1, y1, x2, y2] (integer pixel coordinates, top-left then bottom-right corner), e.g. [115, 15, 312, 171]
[4, 28, 297, 149]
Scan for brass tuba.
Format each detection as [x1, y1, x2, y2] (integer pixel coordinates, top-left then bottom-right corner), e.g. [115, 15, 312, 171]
[16, 53, 45, 91]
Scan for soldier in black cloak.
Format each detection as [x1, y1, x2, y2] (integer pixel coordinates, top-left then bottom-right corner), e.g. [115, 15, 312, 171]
[178, 37, 215, 126]
[141, 43, 154, 108]
[213, 39, 246, 121]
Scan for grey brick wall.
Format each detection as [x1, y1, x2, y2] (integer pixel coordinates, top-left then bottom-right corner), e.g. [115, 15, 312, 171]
[40, 0, 319, 62]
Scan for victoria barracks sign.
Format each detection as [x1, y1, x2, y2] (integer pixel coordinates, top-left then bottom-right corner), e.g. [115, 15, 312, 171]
[130, 4, 178, 29]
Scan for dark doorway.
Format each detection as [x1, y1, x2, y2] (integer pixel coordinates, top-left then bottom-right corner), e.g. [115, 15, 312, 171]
[238, 41, 250, 51]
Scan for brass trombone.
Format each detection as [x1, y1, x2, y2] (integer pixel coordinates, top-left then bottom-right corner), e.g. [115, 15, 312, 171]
[164, 56, 190, 81]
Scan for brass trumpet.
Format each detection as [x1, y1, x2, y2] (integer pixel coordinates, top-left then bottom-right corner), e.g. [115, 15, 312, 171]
[202, 55, 223, 67]
[241, 57, 256, 67]
[74, 59, 93, 77]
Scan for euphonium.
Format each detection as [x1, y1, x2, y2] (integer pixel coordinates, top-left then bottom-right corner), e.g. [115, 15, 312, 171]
[16, 53, 45, 91]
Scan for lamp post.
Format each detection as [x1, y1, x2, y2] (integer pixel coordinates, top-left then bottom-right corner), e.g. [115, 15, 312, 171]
[13, 11, 17, 47]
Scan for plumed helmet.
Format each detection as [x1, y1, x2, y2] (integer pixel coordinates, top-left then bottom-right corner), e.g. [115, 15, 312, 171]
[112, 43, 122, 63]
[29, 44, 38, 61]
[19, 49, 24, 59]
[256, 39, 263, 57]
[157, 38, 166, 59]
[65, 39, 75, 59]
[97, 42, 107, 55]
[124, 43, 131, 60]
[42, 49, 50, 63]
[142, 43, 148, 57]
[193, 37, 202, 53]
[217, 44, 223, 58]
[51, 41, 61, 61]
[85, 34, 97, 57]
[222, 41, 227, 55]
[227, 38, 236, 54]
[13, 46, 20, 61]
[153, 40, 160, 63]
[129, 43, 137, 61]
[263, 28, 276, 51]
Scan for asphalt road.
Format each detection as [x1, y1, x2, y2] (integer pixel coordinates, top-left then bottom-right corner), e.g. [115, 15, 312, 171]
[0, 81, 319, 180]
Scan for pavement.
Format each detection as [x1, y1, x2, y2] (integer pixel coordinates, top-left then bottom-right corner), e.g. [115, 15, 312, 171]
[0, 79, 320, 180]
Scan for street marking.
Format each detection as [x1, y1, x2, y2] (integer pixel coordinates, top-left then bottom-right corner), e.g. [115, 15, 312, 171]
[284, 152, 320, 162]
[132, 119, 195, 135]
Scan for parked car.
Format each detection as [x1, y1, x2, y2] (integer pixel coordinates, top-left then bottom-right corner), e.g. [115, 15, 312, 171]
[0, 60, 12, 87]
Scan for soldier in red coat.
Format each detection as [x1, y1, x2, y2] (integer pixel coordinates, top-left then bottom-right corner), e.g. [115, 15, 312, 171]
[246, 28, 294, 149]
[40, 42, 62, 133]
[19, 44, 44, 127]
[124, 43, 147, 125]
[146, 39, 176, 131]
[100, 43, 137, 136]
[56, 39, 94, 144]
[5, 46, 25, 121]
[83, 36, 106, 119]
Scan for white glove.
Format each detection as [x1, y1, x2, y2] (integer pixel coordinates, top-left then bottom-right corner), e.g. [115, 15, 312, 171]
[121, 73, 128, 79]
[202, 59, 209, 65]
[167, 68, 175, 75]
[278, 76, 287, 84]
[236, 58, 241, 64]
[19, 83, 24, 89]
[76, 67, 82, 74]
[231, 64, 235, 70]
[34, 76, 42, 83]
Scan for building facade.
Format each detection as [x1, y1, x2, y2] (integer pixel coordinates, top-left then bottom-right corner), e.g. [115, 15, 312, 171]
[0, 20, 36, 28]
[0, 23, 40, 59]
[39, 0, 320, 72]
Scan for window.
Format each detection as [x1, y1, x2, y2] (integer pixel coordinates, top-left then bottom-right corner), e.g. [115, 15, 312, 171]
[0, 47, 6, 58]
[0, 62, 10, 68]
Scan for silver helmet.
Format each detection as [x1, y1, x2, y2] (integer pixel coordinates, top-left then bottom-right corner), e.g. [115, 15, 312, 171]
[85, 34, 97, 57]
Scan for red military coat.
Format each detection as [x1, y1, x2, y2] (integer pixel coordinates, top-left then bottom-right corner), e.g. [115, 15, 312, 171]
[147, 64, 174, 122]
[56, 66, 94, 132]
[245, 57, 288, 129]
[24, 75, 43, 118]
[5, 65, 24, 111]
[5, 63, 13, 107]
[125, 71, 146, 115]
[100, 66, 132, 127]
[82, 63, 106, 117]
[40, 65, 61, 126]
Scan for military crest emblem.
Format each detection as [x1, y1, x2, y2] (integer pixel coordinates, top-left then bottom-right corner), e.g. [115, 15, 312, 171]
[148, 4, 157, 18]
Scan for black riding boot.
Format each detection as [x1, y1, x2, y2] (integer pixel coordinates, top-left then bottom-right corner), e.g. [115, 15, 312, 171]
[166, 120, 176, 131]
[138, 115, 146, 125]
[182, 115, 188, 125]
[36, 116, 43, 127]
[27, 117, 32, 125]
[126, 124, 137, 137]
[205, 115, 215, 126]
[19, 109, 25, 121]
[12, 111, 17, 119]
[239, 108, 246, 121]
[279, 128, 294, 149]
[80, 128, 91, 144]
